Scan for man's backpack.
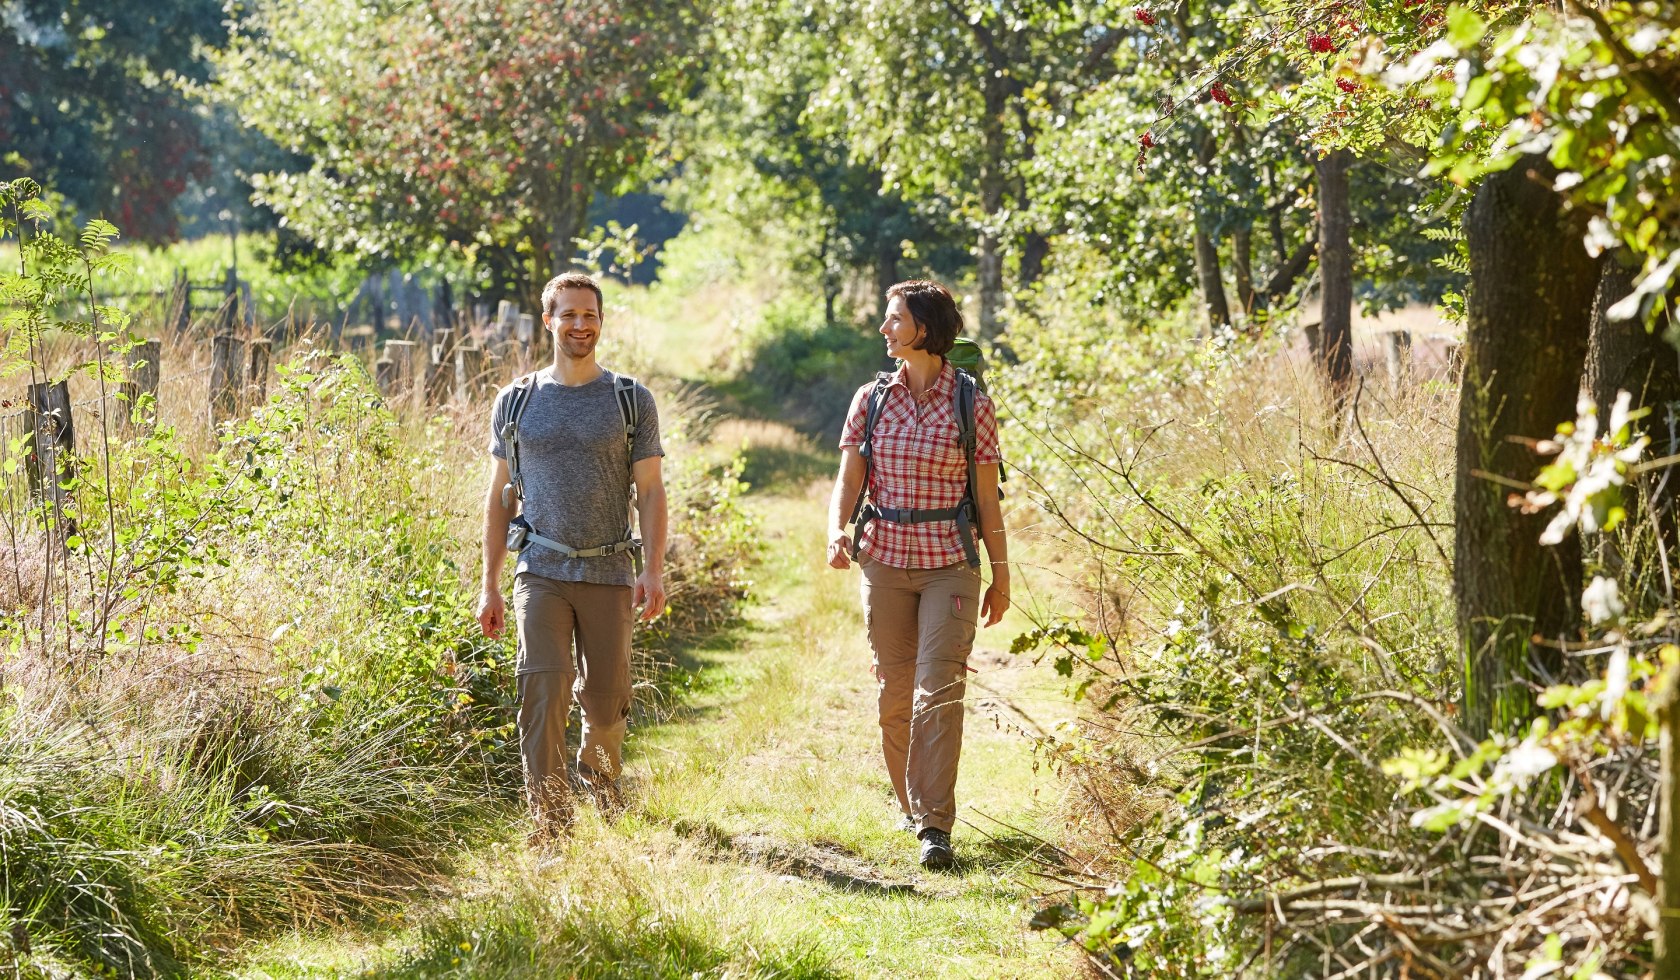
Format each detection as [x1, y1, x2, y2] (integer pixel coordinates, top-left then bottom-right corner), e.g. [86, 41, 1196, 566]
[846, 355, 991, 568]
[498, 370, 643, 571]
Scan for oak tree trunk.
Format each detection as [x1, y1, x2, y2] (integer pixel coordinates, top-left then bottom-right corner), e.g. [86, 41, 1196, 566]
[1316, 149, 1354, 403]
[1584, 253, 1680, 576]
[1233, 222, 1256, 318]
[1193, 221, 1231, 332]
[1455, 154, 1599, 736]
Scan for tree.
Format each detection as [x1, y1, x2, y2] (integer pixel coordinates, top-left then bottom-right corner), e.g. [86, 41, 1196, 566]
[0, 0, 226, 242]
[674, 0, 970, 323]
[213, 0, 698, 320]
[814, 0, 1127, 340]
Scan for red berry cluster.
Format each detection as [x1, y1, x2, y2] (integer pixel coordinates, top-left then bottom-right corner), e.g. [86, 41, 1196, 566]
[1139, 130, 1158, 149]
[1336, 77, 1358, 93]
[1307, 33, 1336, 53]
[1134, 7, 1156, 25]
[1209, 82, 1233, 106]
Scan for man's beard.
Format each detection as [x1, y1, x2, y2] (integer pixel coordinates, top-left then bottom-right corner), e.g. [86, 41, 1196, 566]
[559, 333, 598, 360]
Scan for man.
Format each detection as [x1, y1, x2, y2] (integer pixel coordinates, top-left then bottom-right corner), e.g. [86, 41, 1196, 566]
[476, 271, 668, 840]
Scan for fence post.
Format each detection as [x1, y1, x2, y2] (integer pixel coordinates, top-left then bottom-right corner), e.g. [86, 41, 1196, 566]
[247, 338, 273, 409]
[456, 345, 488, 400]
[25, 380, 76, 533]
[1384, 330, 1412, 385]
[210, 334, 245, 426]
[426, 328, 457, 405]
[217, 267, 240, 335]
[380, 339, 419, 402]
[120, 339, 162, 429]
[171, 268, 191, 336]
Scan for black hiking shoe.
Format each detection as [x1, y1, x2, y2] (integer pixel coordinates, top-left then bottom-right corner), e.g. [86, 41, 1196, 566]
[896, 813, 916, 834]
[918, 828, 956, 871]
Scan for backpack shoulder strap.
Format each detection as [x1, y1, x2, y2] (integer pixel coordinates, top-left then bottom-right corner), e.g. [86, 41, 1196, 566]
[847, 373, 896, 541]
[609, 371, 639, 466]
[500, 373, 537, 506]
[858, 372, 895, 460]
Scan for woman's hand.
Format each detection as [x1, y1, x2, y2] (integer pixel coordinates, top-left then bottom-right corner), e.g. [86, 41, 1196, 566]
[827, 528, 852, 569]
[981, 578, 1010, 627]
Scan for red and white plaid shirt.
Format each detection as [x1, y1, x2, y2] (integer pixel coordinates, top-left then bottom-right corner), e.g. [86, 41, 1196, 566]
[840, 360, 1002, 569]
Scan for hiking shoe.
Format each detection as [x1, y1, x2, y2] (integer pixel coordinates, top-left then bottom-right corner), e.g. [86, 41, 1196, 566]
[918, 828, 956, 871]
[896, 814, 916, 834]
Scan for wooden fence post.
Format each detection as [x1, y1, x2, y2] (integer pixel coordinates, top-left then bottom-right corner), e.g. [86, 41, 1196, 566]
[171, 268, 191, 336]
[456, 345, 488, 400]
[381, 339, 419, 403]
[1384, 330, 1412, 385]
[120, 339, 162, 429]
[210, 334, 245, 426]
[25, 380, 76, 533]
[247, 338, 273, 409]
[426, 328, 457, 405]
[217, 266, 240, 335]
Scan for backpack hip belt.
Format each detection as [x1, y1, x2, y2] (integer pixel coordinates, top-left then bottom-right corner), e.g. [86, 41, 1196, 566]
[851, 501, 981, 568]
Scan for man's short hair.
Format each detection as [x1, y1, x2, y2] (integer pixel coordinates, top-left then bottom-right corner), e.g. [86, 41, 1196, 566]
[541, 271, 603, 318]
[887, 279, 963, 357]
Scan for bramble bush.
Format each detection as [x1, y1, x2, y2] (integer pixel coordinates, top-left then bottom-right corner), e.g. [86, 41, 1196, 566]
[1004, 276, 1680, 972]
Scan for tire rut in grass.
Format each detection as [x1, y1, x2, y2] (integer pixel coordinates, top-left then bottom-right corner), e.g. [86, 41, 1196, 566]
[670, 819, 918, 896]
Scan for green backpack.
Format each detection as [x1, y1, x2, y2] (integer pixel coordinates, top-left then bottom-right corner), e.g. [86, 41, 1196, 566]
[947, 337, 988, 392]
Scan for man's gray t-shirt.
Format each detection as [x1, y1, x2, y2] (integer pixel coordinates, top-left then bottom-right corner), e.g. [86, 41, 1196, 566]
[489, 367, 662, 588]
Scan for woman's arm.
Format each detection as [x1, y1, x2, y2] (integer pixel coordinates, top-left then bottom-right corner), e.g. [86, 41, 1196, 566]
[826, 447, 866, 569]
[975, 461, 1010, 626]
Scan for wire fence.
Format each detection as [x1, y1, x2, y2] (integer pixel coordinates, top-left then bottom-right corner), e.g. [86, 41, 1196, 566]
[0, 322, 515, 500]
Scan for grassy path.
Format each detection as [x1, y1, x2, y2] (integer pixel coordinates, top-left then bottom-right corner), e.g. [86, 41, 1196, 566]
[241, 427, 1071, 979]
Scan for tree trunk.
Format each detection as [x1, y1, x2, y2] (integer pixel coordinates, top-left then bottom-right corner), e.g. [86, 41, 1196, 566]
[976, 77, 1008, 342]
[1193, 220, 1231, 332]
[1020, 231, 1050, 287]
[1584, 253, 1680, 577]
[875, 213, 900, 321]
[1233, 222, 1255, 319]
[1455, 154, 1599, 736]
[1316, 149, 1355, 402]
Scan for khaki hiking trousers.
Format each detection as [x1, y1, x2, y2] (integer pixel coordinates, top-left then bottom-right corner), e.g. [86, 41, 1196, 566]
[859, 554, 983, 835]
[513, 573, 634, 826]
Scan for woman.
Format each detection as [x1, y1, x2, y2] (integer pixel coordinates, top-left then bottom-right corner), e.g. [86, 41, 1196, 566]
[826, 279, 1010, 871]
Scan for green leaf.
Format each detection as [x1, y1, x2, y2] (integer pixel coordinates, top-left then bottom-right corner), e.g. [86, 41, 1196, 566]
[1447, 5, 1486, 49]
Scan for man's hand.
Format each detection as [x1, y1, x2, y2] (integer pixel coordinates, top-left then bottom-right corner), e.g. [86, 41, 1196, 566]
[477, 589, 506, 638]
[827, 529, 852, 569]
[634, 570, 667, 622]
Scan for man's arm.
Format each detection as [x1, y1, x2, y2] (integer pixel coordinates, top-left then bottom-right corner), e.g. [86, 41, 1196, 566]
[632, 455, 667, 621]
[975, 461, 1011, 627]
[477, 455, 514, 637]
[826, 447, 866, 569]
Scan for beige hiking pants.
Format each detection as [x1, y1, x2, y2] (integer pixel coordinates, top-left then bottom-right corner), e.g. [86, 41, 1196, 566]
[859, 555, 983, 835]
[513, 573, 634, 827]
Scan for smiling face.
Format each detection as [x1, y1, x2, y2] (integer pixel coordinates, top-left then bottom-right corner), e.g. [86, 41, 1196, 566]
[879, 295, 923, 359]
[545, 287, 602, 361]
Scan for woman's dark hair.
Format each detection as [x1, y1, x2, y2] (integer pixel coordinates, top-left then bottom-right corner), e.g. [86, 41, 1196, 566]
[887, 279, 963, 357]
